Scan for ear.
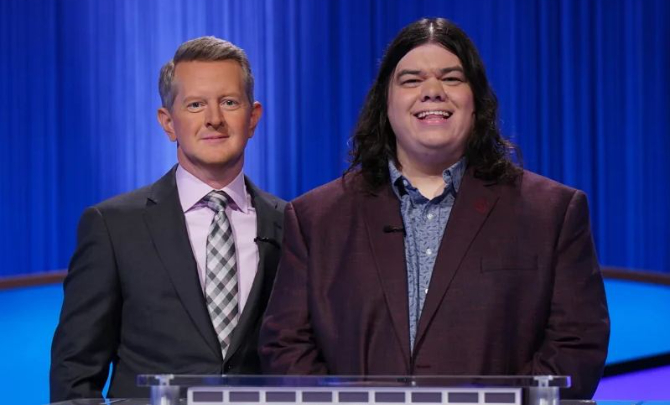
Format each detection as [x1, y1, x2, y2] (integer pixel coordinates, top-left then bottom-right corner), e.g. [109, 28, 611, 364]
[247, 101, 263, 139]
[157, 107, 177, 142]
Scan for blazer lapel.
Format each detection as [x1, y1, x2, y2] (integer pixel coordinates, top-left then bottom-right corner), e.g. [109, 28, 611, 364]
[362, 184, 411, 372]
[415, 171, 499, 347]
[224, 178, 283, 363]
[143, 167, 221, 358]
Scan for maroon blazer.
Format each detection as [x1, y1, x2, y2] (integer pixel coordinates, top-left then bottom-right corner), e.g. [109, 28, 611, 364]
[259, 169, 609, 399]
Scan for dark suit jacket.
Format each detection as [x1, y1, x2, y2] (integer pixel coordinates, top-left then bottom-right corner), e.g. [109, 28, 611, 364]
[259, 169, 609, 399]
[51, 166, 286, 401]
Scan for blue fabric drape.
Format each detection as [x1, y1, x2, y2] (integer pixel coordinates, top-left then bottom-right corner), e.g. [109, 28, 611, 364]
[1, 0, 668, 276]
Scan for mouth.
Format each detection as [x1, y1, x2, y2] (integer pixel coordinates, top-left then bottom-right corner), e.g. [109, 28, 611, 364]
[201, 134, 229, 141]
[414, 110, 453, 121]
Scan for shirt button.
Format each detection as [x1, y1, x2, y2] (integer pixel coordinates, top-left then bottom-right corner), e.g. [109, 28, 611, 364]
[427, 213, 434, 220]
[426, 248, 432, 255]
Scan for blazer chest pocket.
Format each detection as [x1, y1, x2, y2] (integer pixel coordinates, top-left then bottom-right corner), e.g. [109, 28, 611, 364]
[480, 255, 538, 273]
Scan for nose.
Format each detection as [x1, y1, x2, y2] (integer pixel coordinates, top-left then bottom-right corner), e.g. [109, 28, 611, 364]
[205, 104, 225, 129]
[420, 77, 447, 102]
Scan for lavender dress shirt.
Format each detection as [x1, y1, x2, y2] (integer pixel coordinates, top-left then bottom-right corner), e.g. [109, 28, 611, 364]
[176, 165, 258, 313]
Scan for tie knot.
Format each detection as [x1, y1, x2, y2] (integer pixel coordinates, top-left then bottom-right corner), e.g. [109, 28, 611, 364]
[203, 191, 230, 213]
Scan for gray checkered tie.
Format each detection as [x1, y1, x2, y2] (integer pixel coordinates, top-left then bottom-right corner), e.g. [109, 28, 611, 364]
[203, 191, 239, 359]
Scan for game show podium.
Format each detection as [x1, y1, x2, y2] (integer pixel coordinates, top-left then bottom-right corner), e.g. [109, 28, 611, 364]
[49, 375, 576, 405]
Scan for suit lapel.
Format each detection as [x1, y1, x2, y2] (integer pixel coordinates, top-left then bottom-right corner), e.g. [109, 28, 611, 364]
[415, 171, 499, 347]
[224, 178, 283, 363]
[362, 183, 412, 372]
[143, 167, 221, 357]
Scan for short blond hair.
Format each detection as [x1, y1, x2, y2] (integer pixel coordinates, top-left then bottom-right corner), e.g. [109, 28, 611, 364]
[158, 36, 255, 109]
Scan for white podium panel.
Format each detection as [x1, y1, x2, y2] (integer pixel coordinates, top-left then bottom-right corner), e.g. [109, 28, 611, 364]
[137, 375, 568, 405]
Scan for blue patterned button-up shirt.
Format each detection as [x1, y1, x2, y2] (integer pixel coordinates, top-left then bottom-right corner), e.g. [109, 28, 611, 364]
[388, 159, 466, 352]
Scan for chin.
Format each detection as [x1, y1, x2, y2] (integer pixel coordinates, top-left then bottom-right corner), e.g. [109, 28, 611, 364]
[205, 155, 244, 168]
[419, 140, 460, 151]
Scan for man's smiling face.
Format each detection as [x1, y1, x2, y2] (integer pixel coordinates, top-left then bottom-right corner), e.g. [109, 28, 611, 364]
[159, 59, 261, 179]
[387, 43, 475, 169]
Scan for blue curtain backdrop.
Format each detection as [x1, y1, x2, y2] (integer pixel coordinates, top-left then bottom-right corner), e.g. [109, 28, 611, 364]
[1, 0, 668, 277]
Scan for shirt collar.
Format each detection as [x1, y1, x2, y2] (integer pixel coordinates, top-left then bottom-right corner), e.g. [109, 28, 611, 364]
[388, 158, 467, 201]
[446, 157, 467, 193]
[176, 165, 250, 214]
[388, 160, 407, 198]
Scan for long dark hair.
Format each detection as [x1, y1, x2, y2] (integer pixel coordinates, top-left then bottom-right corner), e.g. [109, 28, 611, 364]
[347, 18, 521, 191]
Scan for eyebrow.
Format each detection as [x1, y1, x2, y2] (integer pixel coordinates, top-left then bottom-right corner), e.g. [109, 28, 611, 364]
[181, 96, 203, 103]
[396, 66, 464, 79]
[180, 93, 242, 103]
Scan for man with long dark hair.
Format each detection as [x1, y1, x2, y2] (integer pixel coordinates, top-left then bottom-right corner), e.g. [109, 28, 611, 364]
[260, 18, 609, 399]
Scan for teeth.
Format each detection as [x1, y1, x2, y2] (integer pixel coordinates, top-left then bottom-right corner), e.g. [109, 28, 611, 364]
[417, 110, 452, 119]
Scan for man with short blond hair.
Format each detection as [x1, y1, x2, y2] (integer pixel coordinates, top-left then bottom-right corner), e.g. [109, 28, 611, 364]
[51, 36, 285, 400]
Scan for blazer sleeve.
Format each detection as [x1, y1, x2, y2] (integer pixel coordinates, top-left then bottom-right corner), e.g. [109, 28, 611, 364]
[520, 190, 610, 399]
[259, 202, 328, 374]
[50, 207, 122, 401]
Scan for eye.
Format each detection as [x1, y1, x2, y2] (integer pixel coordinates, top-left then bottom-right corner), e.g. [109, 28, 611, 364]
[401, 78, 422, 87]
[186, 101, 205, 111]
[221, 99, 241, 110]
[442, 75, 465, 85]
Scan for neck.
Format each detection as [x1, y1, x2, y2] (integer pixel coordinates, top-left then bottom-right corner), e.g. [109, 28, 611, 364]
[397, 153, 460, 199]
[177, 157, 243, 190]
